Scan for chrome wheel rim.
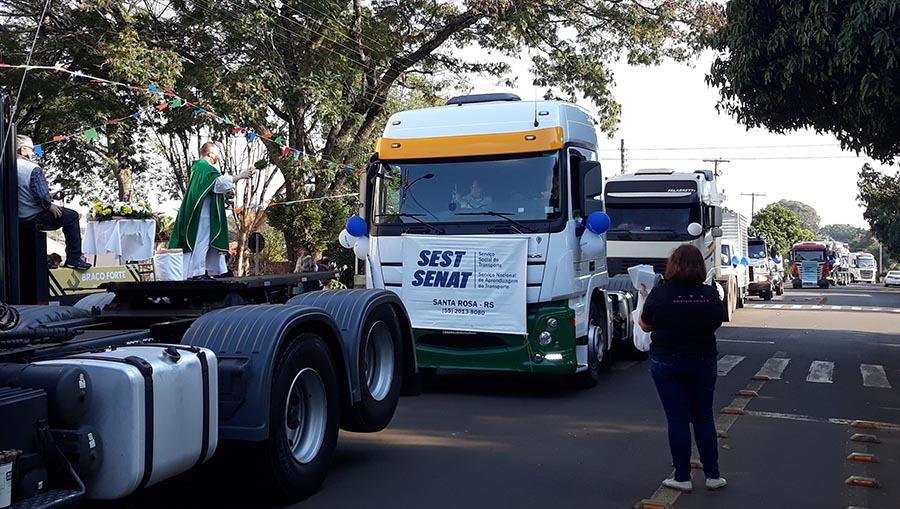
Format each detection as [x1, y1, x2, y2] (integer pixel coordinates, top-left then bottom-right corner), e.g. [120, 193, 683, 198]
[284, 367, 327, 464]
[364, 321, 394, 402]
[588, 317, 604, 365]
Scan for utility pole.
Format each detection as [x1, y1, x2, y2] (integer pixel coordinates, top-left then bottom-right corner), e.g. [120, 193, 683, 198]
[741, 192, 767, 218]
[620, 139, 625, 174]
[703, 158, 730, 176]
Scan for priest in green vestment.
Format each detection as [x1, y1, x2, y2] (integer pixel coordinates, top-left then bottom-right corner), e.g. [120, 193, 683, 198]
[169, 142, 254, 279]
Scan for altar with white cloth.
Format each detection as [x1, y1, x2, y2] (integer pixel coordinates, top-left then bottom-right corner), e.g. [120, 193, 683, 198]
[83, 219, 157, 262]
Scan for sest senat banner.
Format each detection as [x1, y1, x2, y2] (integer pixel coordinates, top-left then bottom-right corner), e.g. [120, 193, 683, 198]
[401, 235, 527, 335]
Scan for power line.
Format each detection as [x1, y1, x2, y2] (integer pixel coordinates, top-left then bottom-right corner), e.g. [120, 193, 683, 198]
[626, 155, 865, 161]
[598, 143, 842, 152]
[1, 0, 52, 162]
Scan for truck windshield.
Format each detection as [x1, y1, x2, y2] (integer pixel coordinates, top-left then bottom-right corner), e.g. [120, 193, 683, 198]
[372, 152, 562, 224]
[858, 258, 875, 267]
[748, 241, 768, 259]
[794, 250, 825, 262]
[605, 204, 699, 239]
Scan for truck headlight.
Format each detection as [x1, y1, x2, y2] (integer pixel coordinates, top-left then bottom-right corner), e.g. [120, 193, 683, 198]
[756, 275, 771, 282]
[539, 331, 553, 345]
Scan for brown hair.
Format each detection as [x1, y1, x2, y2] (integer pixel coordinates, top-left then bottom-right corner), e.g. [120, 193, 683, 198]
[665, 244, 707, 285]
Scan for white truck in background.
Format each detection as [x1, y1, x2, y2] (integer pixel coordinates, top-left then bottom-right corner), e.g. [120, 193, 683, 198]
[747, 236, 784, 300]
[603, 169, 746, 321]
[721, 212, 750, 306]
[849, 252, 877, 283]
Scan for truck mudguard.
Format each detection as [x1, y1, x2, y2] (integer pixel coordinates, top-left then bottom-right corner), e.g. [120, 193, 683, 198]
[10, 305, 92, 330]
[181, 304, 344, 441]
[286, 289, 417, 400]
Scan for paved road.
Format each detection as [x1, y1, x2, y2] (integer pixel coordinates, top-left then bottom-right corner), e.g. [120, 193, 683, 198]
[131, 284, 900, 509]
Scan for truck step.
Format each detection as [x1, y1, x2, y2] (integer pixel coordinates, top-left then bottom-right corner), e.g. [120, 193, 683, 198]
[9, 489, 83, 509]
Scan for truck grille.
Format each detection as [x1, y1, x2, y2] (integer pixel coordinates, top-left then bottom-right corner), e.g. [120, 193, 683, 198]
[860, 270, 874, 279]
[608, 257, 668, 277]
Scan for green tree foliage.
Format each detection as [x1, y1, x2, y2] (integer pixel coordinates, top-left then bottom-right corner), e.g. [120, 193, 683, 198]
[0, 0, 182, 201]
[749, 204, 816, 259]
[774, 199, 820, 233]
[857, 163, 900, 258]
[707, 0, 900, 163]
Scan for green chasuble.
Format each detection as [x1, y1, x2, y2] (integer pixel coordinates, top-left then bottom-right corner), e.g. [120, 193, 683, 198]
[169, 159, 229, 252]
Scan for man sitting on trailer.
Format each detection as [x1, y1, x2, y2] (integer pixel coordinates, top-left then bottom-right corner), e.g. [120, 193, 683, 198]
[15, 135, 91, 271]
[169, 141, 254, 280]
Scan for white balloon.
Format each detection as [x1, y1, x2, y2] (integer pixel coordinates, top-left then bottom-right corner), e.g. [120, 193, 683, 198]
[687, 222, 703, 236]
[579, 232, 606, 259]
[339, 229, 354, 249]
[353, 237, 370, 260]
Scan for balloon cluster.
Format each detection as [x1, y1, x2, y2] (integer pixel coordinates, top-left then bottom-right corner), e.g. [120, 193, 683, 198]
[339, 216, 370, 260]
[579, 212, 611, 258]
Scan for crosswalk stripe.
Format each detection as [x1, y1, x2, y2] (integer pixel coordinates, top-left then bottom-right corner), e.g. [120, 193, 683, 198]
[894, 309, 900, 313]
[871, 308, 882, 311]
[753, 304, 765, 309]
[806, 361, 834, 383]
[852, 307, 863, 311]
[755, 357, 790, 380]
[811, 305, 823, 309]
[832, 306, 842, 310]
[717, 355, 745, 376]
[771, 304, 784, 309]
[860, 364, 892, 388]
[791, 305, 803, 309]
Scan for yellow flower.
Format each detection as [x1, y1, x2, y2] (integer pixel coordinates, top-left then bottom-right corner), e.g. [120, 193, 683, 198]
[101, 209, 112, 216]
[93, 202, 102, 211]
[122, 205, 133, 215]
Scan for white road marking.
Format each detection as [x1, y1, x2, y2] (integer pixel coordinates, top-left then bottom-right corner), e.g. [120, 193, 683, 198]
[861, 364, 892, 389]
[893, 309, 900, 313]
[717, 355, 746, 376]
[753, 304, 766, 309]
[811, 305, 823, 309]
[743, 410, 851, 426]
[771, 304, 784, 309]
[774, 351, 788, 358]
[791, 305, 803, 309]
[755, 357, 791, 380]
[852, 307, 863, 311]
[718, 339, 776, 345]
[871, 308, 882, 311]
[832, 306, 842, 310]
[806, 361, 834, 384]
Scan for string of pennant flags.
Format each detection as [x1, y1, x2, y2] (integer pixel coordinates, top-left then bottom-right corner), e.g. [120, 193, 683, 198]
[233, 192, 359, 215]
[0, 62, 363, 175]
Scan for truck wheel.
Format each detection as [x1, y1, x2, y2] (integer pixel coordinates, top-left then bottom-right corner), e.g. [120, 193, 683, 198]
[792, 280, 802, 289]
[762, 291, 773, 301]
[254, 334, 339, 502]
[736, 290, 745, 309]
[576, 300, 610, 388]
[343, 306, 404, 432]
[776, 284, 784, 296]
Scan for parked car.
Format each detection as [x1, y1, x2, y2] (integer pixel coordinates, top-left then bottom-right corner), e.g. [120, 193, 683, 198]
[885, 270, 900, 287]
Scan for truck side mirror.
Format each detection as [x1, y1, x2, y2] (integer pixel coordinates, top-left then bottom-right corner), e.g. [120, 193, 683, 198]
[576, 160, 603, 216]
[712, 207, 723, 228]
[711, 227, 723, 238]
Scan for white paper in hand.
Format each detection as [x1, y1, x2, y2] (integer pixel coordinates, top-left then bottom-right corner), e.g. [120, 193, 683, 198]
[628, 264, 657, 352]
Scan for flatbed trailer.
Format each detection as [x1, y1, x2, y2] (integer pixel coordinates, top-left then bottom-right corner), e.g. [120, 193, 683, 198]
[0, 93, 418, 508]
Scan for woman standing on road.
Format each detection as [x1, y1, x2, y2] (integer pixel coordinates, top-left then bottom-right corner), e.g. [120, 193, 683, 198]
[639, 244, 728, 492]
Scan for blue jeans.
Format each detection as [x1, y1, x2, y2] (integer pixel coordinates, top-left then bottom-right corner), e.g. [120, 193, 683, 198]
[33, 207, 84, 263]
[650, 352, 720, 482]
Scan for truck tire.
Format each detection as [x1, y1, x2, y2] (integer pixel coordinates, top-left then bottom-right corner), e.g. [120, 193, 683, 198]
[762, 291, 773, 301]
[792, 279, 802, 289]
[253, 334, 339, 503]
[576, 299, 611, 388]
[342, 306, 404, 432]
[776, 283, 784, 296]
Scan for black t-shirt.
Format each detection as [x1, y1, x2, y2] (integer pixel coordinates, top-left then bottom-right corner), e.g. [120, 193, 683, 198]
[640, 281, 724, 355]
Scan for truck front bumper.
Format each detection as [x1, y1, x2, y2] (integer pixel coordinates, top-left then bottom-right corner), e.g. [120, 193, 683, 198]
[748, 282, 772, 294]
[413, 302, 578, 374]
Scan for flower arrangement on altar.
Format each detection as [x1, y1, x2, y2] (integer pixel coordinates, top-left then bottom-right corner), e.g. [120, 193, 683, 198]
[90, 200, 155, 221]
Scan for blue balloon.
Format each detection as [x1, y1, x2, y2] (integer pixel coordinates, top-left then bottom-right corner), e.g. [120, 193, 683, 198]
[585, 212, 611, 234]
[828, 259, 836, 266]
[346, 216, 368, 237]
[773, 257, 781, 263]
[787, 260, 793, 266]
[731, 255, 740, 266]
[741, 257, 750, 266]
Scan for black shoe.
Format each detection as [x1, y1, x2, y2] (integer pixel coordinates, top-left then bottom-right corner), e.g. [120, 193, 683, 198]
[189, 273, 214, 281]
[64, 259, 92, 271]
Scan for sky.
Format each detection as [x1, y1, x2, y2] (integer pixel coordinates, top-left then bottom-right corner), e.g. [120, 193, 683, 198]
[462, 51, 893, 230]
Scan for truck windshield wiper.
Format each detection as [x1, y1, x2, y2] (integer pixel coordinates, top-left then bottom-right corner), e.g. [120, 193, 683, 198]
[454, 211, 536, 233]
[377, 213, 445, 233]
[606, 228, 633, 239]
